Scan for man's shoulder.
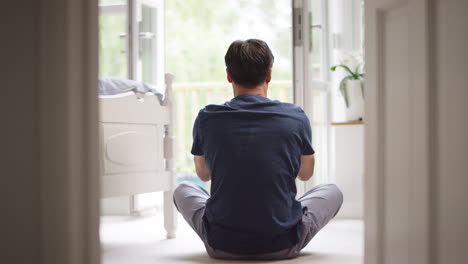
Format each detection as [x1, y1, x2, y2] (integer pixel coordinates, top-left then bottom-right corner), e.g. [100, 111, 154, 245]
[198, 102, 233, 114]
[197, 99, 307, 117]
[270, 100, 308, 120]
[275, 100, 304, 112]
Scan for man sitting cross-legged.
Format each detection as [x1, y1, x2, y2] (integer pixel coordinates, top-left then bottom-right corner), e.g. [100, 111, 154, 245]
[173, 39, 343, 260]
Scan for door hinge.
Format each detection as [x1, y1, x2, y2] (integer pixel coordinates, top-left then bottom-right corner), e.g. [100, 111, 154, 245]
[294, 7, 303, 46]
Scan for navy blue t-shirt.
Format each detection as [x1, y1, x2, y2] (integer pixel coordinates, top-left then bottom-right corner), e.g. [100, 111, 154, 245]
[191, 94, 315, 255]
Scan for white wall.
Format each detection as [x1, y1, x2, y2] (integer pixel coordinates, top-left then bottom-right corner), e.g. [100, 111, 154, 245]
[333, 124, 364, 219]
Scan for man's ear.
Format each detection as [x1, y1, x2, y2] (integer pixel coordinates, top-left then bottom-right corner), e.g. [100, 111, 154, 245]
[226, 68, 233, 83]
[265, 68, 272, 84]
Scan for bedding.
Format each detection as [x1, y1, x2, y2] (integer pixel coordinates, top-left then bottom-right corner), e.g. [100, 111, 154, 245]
[99, 77, 164, 101]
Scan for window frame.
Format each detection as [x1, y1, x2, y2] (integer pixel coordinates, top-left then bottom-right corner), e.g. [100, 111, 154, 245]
[99, 0, 164, 88]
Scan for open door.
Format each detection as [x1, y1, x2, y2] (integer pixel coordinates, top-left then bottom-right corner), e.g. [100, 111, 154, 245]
[293, 0, 331, 194]
[133, 0, 165, 88]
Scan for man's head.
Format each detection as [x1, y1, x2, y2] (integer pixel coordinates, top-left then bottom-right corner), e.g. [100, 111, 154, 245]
[224, 39, 274, 88]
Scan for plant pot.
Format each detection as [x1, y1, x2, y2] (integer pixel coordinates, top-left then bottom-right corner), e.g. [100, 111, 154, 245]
[345, 79, 364, 121]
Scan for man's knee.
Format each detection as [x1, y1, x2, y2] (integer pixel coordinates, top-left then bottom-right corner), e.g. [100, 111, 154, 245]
[173, 181, 201, 210]
[312, 183, 344, 210]
[321, 183, 344, 216]
[173, 181, 192, 210]
[323, 183, 343, 202]
[174, 180, 198, 195]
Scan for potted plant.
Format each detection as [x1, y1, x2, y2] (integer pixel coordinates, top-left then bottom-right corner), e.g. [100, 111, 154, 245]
[331, 54, 365, 121]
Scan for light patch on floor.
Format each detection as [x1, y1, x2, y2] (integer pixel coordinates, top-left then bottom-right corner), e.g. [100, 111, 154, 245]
[101, 212, 363, 264]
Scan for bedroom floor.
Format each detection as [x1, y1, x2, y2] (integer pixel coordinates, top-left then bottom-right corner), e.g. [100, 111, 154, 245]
[101, 211, 364, 264]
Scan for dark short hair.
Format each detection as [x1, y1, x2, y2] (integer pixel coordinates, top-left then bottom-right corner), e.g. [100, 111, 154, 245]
[224, 39, 274, 87]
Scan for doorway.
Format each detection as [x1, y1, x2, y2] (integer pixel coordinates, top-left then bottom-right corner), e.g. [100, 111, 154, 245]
[98, 0, 364, 263]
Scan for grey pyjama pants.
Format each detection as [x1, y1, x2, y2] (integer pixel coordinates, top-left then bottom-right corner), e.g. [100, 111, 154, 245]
[173, 181, 343, 260]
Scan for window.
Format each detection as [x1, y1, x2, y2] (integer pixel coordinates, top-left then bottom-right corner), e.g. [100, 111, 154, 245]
[166, 0, 294, 179]
[99, 1, 127, 78]
[99, 0, 164, 89]
[309, 0, 325, 80]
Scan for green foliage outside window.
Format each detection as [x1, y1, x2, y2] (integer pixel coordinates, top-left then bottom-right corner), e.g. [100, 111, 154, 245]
[165, 0, 293, 83]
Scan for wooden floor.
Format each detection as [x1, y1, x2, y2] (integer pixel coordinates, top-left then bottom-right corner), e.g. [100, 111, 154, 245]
[101, 210, 363, 264]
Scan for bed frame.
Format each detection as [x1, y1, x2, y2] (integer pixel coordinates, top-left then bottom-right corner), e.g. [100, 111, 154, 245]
[99, 73, 177, 239]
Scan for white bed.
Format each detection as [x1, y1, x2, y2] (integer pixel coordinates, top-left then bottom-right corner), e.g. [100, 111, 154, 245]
[99, 73, 177, 238]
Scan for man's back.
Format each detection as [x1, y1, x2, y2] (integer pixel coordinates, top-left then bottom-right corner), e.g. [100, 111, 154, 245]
[191, 94, 315, 254]
[174, 39, 341, 260]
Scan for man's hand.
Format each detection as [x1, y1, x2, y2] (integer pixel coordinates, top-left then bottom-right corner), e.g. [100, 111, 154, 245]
[297, 154, 315, 181]
[194, 155, 211, 182]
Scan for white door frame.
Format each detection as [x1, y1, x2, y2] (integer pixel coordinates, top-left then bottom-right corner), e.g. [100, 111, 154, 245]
[364, 0, 432, 263]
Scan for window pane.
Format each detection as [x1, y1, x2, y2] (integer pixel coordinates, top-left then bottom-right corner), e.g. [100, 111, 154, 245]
[140, 5, 157, 85]
[166, 0, 293, 177]
[310, 0, 322, 24]
[99, 13, 127, 78]
[361, 0, 365, 51]
[309, 0, 322, 79]
[310, 29, 322, 79]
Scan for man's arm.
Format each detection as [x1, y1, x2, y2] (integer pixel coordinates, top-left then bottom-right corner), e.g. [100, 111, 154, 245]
[297, 154, 315, 181]
[194, 155, 211, 182]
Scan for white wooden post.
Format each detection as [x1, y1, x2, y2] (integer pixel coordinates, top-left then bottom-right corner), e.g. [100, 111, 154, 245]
[163, 73, 178, 238]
